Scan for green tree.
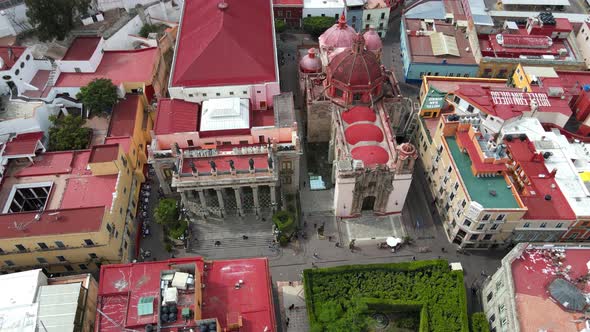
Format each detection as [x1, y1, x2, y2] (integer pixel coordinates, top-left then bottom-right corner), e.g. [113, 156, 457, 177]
[139, 23, 162, 38]
[154, 199, 179, 226]
[25, 0, 90, 41]
[275, 19, 287, 33]
[48, 114, 92, 151]
[76, 78, 119, 116]
[470, 312, 490, 332]
[302, 16, 336, 39]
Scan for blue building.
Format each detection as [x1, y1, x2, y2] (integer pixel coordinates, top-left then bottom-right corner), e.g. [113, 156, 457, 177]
[345, 0, 365, 32]
[400, 17, 479, 83]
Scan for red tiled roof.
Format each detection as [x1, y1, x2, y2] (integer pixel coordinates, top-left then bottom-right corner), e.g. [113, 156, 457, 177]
[108, 95, 140, 137]
[0, 206, 106, 239]
[345, 124, 384, 145]
[405, 19, 477, 65]
[273, 0, 303, 6]
[342, 106, 377, 124]
[505, 138, 575, 221]
[60, 175, 117, 209]
[351, 146, 389, 167]
[96, 257, 276, 332]
[3, 131, 43, 157]
[55, 48, 158, 87]
[511, 248, 590, 331]
[89, 144, 119, 163]
[0, 46, 26, 70]
[154, 99, 198, 135]
[15, 151, 76, 177]
[456, 131, 505, 173]
[171, 0, 277, 87]
[61, 36, 101, 61]
[454, 85, 572, 120]
[182, 154, 268, 173]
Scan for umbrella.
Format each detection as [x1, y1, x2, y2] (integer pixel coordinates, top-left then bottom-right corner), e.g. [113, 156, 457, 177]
[386, 237, 402, 247]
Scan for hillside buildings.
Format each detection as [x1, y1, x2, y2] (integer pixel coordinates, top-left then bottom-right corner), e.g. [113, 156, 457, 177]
[483, 243, 590, 332]
[95, 256, 276, 332]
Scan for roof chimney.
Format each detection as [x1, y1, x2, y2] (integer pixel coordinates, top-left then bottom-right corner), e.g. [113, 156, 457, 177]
[337, 11, 347, 29]
[218, 0, 229, 10]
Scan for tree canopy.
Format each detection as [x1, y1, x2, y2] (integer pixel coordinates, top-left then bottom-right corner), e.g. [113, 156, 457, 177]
[76, 79, 119, 116]
[154, 199, 179, 226]
[25, 0, 90, 41]
[48, 114, 92, 151]
[302, 16, 335, 39]
[274, 19, 287, 33]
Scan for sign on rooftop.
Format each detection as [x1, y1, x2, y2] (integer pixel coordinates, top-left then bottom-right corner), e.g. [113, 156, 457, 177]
[423, 88, 446, 110]
[490, 91, 551, 107]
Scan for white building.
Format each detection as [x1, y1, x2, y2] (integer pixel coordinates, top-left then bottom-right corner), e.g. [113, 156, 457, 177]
[303, 0, 345, 19]
[482, 243, 590, 332]
[576, 22, 590, 70]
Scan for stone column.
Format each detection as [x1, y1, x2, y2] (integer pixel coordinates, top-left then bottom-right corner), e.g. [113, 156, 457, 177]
[234, 187, 243, 217]
[252, 186, 260, 216]
[215, 189, 225, 217]
[198, 190, 207, 216]
[270, 185, 277, 212]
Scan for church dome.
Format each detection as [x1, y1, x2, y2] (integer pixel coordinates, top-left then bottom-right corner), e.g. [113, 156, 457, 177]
[318, 14, 356, 50]
[363, 27, 383, 51]
[299, 48, 322, 73]
[327, 33, 383, 88]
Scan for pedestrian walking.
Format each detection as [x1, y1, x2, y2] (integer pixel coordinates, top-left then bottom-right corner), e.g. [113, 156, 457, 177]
[313, 252, 319, 258]
[303, 181, 306, 188]
[288, 304, 295, 310]
[314, 223, 317, 229]
[286, 317, 290, 327]
[412, 256, 416, 261]
[441, 247, 446, 253]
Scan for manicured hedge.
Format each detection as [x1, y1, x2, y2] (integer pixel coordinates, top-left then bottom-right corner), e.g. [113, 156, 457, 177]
[303, 260, 469, 332]
[471, 312, 491, 332]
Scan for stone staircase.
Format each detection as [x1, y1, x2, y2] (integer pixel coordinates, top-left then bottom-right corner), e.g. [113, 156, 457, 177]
[43, 62, 59, 91]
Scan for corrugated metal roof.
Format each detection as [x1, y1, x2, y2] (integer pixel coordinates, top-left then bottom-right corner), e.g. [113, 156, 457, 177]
[37, 283, 81, 332]
[200, 98, 250, 131]
[430, 32, 460, 56]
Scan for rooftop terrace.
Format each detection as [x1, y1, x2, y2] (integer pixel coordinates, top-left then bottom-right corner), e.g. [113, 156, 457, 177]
[446, 136, 520, 208]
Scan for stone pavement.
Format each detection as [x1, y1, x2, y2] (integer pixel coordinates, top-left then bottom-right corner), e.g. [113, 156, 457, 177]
[341, 214, 406, 242]
[277, 281, 310, 332]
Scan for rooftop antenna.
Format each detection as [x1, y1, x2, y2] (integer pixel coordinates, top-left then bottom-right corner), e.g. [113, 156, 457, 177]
[218, 0, 228, 10]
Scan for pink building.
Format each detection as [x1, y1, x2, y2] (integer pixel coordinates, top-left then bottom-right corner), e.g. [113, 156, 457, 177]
[300, 17, 418, 217]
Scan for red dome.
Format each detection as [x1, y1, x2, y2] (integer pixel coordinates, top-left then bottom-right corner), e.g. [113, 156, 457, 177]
[397, 143, 418, 160]
[351, 146, 389, 167]
[299, 48, 322, 73]
[327, 34, 383, 88]
[345, 124, 383, 145]
[363, 28, 383, 51]
[318, 14, 356, 50]
[341, 106, 376, 124]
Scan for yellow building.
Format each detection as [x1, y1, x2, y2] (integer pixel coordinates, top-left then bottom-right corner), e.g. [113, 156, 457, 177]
[511, 64, 559, 92]
[0, 143, 135, 274]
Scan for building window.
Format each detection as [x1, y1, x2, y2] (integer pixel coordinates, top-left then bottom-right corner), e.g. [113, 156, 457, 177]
[477, 223, 485, 230]
[37, 257, 47, 264]
[540, 222, 547, 228]
[37, 242, 48, 250]
[307, 14, 311, 17]
[115, 230, 119, 238]
[482, 214, 491, 221]
[15, 244, 26, 252]
[381, 12, 385, 19]
[450, 193, 455, 201]
[202, 93, 207, 97]
[286, 11, 291, 17]
[243, 91, 247, 95]
[124, 240, 128, 249]
[335, 13, 339, 19]
[365, 24, 370, 29]
[453, 95, 460, 104]
[489, 314, 496, 322]
[523, 222, 530, 228]
[216, 92, 220, 96]
[5, 260, 14, 266]
[556, 223, 563, 228]
[379, 22, 384, 29]
[56, 256, 66, 262]
[89, 253, 98, 259]
[188, 94, 193, 97]
[119, 207, 123, 215]
[496, 214, 505, 221]
[321, 13, 325, 17]
[449, 73, 454, 77]
[352, 16, 357, 22]
[491, 223, 499, 230]
[569, 233, 579, 240]
[367, 14, 371, 20]
[470, 234, 479, 241]
[277, 10, 283, 16]
[83, 239, 94, 246]
[483, 234, 493, 240]
[55, 241, 65, 248]
[463, 219, 472, 227]
[120, 156, 127, 168]
[79, 264, 88, 270]
[461, 200, 466, 208]
[0, 248, 3, 254]
[229, 91, 234, 95]
[106, 224, 112, 233]
[487, 292, 493, 302]
[466, 105, 475, 113]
